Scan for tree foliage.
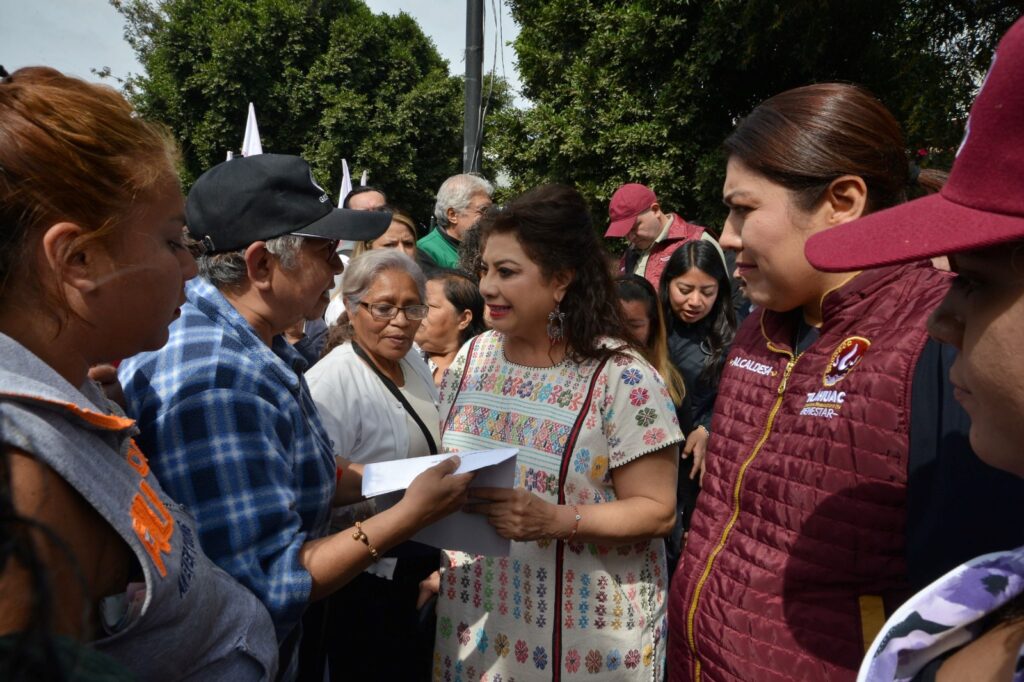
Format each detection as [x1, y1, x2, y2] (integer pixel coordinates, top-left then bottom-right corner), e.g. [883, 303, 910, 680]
[490, 0, 1022, 230]
[114, 0, 465, 222]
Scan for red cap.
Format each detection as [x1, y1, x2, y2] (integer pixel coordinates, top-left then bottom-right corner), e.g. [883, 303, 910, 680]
[806, 17, 1024, 272]
[605, 183, 657, 238]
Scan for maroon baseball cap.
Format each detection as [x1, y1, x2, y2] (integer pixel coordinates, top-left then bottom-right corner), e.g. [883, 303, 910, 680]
[806, 17, 1024, 272]
[605, 183, 657, 238]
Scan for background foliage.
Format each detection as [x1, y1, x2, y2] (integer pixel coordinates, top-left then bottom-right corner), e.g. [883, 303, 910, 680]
[488, 0, 1022, 232]
[116, 0, 1020, 234]
[114, 0, 466, 223]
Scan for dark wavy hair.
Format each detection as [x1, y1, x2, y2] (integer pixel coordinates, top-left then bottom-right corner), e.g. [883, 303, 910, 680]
[427, 269, 486, 346]
[1, 445, 90, 680]
[477, 184, 634, 362]
[724, 83, 945, 214]
[659, 240, 736, 385]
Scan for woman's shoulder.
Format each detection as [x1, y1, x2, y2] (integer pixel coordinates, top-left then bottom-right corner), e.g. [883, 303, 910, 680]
[306, 342, 367, 390]
[401, 347, 438, 394]
[592, 338, 652, 371]
[453, 330, 503, 367]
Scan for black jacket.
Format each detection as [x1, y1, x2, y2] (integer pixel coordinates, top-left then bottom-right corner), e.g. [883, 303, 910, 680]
[666, 317, 724, 431]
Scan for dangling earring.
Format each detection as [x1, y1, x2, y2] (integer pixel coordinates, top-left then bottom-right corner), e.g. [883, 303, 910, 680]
[547, 302, 566, 343]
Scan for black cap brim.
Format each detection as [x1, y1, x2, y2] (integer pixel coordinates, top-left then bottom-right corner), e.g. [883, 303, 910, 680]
[291, 208, 392, 242]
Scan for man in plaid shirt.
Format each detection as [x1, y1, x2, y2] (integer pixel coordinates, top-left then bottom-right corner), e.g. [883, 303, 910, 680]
[119, 155, 391, 676]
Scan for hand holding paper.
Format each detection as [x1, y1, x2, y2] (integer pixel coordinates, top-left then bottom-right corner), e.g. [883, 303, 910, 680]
[400, 455, 476, 528]
[361, 449, 519, 556]
[361, 448, 518, 497]
[464, 487, 567, 542]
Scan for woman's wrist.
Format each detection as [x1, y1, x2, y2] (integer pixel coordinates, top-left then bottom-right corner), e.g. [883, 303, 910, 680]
[566, 504, 582, 541]
[549, 503, 582, 540]
[381, 497, 423, 538]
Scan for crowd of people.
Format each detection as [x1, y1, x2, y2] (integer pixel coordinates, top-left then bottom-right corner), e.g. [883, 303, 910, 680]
[2, 14, 1024, 682]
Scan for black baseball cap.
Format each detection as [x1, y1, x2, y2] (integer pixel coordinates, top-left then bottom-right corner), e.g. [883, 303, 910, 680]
[186, 154, 391, 253]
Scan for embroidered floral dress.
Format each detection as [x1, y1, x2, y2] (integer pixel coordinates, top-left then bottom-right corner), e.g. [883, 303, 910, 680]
[433, 331, 684, 681]
[858, 545, 1024, 681]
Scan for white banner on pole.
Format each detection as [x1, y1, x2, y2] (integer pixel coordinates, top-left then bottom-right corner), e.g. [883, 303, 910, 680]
[338, 159, 353, 208]
[241, 102, 263, 157]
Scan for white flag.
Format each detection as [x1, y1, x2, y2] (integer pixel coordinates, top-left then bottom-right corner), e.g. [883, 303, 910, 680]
[241, 102, 263, 157]
[338, 159, 353, 208]
[360, 170, 369, 186]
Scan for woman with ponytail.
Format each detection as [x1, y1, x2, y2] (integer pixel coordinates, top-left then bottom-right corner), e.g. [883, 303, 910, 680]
[668, 82, 1024, 682]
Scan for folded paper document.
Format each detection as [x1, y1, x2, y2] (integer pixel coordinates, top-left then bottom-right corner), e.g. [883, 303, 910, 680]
[361, 448, 518, 556]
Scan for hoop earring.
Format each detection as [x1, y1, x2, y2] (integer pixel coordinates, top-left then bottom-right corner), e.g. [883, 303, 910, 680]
[547, 303, 566, 343]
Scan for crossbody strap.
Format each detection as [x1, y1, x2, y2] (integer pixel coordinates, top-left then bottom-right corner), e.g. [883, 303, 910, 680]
[550, 354, 610, 682]
[556, 356, 610, 499]
[351, 341, 438, 455]
[440, 335, 481, 435]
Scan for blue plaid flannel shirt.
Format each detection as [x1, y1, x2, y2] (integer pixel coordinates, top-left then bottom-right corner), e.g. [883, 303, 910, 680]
[119, 278, 336, 644]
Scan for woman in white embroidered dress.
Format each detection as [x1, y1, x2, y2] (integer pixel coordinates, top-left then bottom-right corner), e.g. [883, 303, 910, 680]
[433, 184, 683, 681]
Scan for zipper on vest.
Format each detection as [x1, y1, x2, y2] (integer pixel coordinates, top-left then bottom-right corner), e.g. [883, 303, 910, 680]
[685, 354, 799, 681]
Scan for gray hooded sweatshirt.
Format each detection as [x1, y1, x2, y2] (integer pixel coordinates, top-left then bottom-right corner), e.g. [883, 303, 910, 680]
[0, 333, 278, 680]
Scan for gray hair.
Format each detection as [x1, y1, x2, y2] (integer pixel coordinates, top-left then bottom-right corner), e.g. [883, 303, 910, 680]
[433, 173, 494, 228]
[197, 234, 305, 289]
[342, 249, 426, 310]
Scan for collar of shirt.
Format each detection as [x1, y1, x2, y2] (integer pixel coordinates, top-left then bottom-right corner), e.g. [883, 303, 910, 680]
[185, 278, 308, 391]
[640, 215, 673, 254]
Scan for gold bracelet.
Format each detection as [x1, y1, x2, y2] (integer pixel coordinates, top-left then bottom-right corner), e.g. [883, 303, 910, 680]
[567, 505, 582, 542]
[352, 521, 380, 562]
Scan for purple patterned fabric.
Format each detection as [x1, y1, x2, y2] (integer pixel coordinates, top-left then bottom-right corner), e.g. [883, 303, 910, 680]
[859, 545, 1024, 681]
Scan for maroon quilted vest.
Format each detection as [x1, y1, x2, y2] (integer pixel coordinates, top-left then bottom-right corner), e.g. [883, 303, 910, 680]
[618, 213, 706, 289]
[667, 263, 950, 682]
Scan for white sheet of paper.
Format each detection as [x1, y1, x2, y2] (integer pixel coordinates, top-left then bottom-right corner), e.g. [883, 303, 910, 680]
[361, 448, 518, 556]
[361, 448, 518, 497]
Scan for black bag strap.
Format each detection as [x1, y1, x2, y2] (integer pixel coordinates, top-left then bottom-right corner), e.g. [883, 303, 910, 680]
[351, 341, 438, 455]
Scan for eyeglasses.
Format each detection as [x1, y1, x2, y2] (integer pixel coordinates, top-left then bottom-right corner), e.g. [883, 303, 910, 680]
[180, 230, 210, 258]
[319, 239, 340, 262]
[358, 301, 429, 321]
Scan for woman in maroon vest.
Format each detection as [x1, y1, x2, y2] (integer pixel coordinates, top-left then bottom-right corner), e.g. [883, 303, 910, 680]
[805, 18, 1024, 680]
[667, 83, 1024, 681]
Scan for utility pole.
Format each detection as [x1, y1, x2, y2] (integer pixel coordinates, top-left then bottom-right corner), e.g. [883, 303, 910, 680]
[463, 0, 484, 173]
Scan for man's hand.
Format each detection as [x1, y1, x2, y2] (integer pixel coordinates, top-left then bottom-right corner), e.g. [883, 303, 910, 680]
[88, 364, 125, 409]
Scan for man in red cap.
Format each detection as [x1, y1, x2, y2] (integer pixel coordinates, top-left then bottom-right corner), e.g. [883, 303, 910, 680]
[605, 182, 725, 288]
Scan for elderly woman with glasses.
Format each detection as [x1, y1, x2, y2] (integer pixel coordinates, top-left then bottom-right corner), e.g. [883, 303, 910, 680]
[306, 248, 441, 680]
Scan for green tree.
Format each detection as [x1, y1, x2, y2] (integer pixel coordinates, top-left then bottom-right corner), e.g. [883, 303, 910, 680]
[114, 0, 464, 222]
[490, 0, 1021, 231]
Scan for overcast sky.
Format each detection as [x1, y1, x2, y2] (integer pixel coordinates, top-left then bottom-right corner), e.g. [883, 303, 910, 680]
[1, 0, 524, 103]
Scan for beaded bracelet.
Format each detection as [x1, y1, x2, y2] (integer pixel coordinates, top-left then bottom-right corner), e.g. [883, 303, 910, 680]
[567, 505, 582, 542]
[352, 521, 380, 562]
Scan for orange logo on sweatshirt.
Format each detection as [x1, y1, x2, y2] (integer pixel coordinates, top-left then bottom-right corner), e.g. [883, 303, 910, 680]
[126, 439, 174, 577]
